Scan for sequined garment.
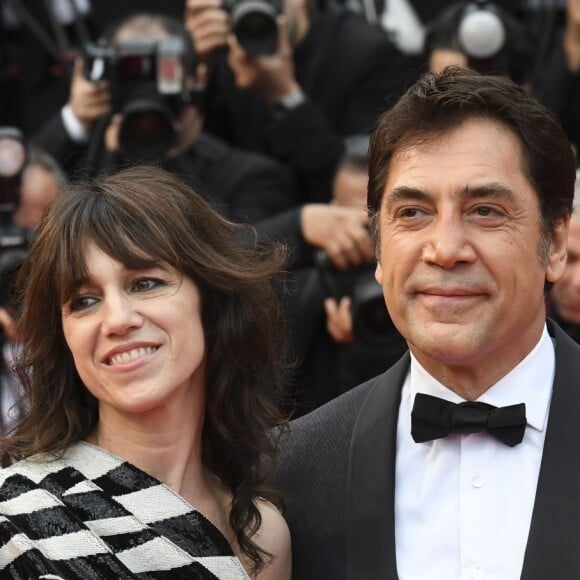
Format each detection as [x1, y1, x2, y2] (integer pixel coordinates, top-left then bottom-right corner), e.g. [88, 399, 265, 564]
[0, 441, 250, 579]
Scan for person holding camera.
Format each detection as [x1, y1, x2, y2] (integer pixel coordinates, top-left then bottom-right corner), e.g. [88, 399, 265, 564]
[531, 0, 580, 162]
[0, 1, 188, 136]
[32, 12, 299, 227]
[0, 136, 65, 434]
[286, 137, 406, 415]
[184, 0, 420, 204]
[424, 1, 533, 82]
[547, 170, 580, 343]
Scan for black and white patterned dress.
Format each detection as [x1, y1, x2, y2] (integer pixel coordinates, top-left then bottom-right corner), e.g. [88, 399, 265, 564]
[0, 441, 251, 579]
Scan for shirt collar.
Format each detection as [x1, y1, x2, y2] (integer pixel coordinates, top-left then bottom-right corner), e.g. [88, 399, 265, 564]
[409, 325, 554, 433]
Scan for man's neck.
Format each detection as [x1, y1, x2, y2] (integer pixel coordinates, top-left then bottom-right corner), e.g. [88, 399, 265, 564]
[409, 329, 546, 401]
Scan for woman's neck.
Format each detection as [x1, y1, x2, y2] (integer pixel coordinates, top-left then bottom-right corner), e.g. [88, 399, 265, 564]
[87, 396, 206, 499]
[87, 419, 236, 550]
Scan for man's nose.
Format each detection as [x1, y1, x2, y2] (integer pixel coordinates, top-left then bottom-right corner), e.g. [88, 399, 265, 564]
[421, 213, 476, 269]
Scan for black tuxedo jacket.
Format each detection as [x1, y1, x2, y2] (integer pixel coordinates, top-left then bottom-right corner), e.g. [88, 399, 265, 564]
[273, 320, 580, 579]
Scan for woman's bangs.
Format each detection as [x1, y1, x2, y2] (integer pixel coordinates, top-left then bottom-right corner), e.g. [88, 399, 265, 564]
[56, 207, 176, 303]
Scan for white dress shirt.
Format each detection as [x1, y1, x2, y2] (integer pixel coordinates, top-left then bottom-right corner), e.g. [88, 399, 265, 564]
[395, 326, 554, 580]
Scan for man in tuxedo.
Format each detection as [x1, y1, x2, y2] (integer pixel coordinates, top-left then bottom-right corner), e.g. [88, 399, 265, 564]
[272, 65, 580, 579]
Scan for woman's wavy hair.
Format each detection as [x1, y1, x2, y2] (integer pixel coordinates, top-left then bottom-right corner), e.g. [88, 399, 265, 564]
[1, 165, 289, 574]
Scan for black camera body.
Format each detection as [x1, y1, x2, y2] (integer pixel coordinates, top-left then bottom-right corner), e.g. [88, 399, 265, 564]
[222, 0, 282, 56]
[0, 127, 32, 314]
[314, 249, 399, 349]
[456, 1, 506, 60]
[84, 36, 196, 161]
[426, 1, 531, 82]
[0, 127, 27, 215]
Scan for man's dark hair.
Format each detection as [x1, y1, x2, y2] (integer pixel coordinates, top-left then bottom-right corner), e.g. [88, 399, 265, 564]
[367, 66, 576, 242]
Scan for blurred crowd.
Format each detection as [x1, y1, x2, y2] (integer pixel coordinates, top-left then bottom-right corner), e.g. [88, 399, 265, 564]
[1, 0, 580, 423]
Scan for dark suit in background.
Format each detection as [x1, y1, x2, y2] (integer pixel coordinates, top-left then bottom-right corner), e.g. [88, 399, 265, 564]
[33, 111, 297, 224]
[203, 8, 421, 203]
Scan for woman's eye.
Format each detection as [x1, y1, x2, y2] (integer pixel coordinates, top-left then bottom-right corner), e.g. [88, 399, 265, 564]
[131, 278, 162, 292]
[68, 295, 98, 312]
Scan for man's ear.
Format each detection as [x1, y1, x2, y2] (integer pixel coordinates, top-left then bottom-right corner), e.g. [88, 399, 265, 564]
[375, 261, 383, 285]
[546, 214, 570, 284]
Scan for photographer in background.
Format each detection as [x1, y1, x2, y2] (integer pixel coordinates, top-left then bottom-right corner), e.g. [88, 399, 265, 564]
[0, 1, 187, 135]
[424, 1, 533, 82]
[0, 129, 64, 433]
[288, 136, 406, 415]
[33, 12, 298, 226]
[184, 0, 421, 204]
[532, 0, 580, 161]
[548, 170, 580, 343]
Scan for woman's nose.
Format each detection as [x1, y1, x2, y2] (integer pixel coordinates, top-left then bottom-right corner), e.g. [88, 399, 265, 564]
[100, 294, 143, 336]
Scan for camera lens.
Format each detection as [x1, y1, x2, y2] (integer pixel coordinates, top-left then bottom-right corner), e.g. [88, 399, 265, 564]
[0, 132, 26, 179]
[230, 0, 279, 55]
[355, 296, 393, 337]
[119, 100, 177, 161]
[0, 128, 27, 214]
[351, 271, 397, 345]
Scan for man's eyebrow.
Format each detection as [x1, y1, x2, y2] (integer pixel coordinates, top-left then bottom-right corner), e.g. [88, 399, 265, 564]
[384, 182, 518, 211]
[459, 182, 517, 202]
[385, 186, 430, 212]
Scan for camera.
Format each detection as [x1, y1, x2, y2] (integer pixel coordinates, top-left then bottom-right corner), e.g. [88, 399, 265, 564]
[84, 35, 198, 161]
[457, 1, 506, 60]
[313, 249, 399, 349]
[222, 0, 281, 56]
[0, 127, 26, 217]
[426, 1, 531, 81]
[0, 127, 31, 313]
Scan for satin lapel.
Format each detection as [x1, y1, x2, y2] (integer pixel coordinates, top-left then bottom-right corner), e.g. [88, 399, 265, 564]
[346, 353, 410, 580]
[521, 320, 580, 578]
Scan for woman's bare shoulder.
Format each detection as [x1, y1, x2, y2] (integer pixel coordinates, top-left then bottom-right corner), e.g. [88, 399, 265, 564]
[251, 499, 291, 580]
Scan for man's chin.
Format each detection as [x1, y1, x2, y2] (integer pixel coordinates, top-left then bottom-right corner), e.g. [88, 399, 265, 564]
[406, 321, 487, 364]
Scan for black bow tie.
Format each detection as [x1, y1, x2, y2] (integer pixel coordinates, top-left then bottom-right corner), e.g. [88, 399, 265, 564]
[411, 393, 527, 447]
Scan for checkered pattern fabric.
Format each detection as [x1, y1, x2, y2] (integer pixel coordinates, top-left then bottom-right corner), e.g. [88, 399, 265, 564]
[0, 441, 250, 579]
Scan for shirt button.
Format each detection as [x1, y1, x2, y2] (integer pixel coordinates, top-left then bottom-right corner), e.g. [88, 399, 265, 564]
[472, 475, 484, 488]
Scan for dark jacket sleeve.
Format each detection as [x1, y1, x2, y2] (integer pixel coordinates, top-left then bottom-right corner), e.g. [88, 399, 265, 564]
[270, 379, 376, 580]
[252, 207, 313, 268]
[30, 111, 89, 175]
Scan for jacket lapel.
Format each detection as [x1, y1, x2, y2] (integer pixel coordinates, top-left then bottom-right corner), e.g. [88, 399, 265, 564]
[346, 353, 410, 580]
[521, 320, 580, 578]
[345, 320, 580, 579]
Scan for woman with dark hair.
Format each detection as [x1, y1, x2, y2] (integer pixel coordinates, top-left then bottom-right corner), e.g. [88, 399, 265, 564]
[0, 165, 291, 579]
